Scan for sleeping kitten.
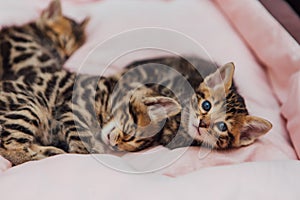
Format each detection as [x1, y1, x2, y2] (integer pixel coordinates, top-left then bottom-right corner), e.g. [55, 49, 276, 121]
[0, 0, 92, 165]
[1, 0, 267, 164]
[100, 56, 272, 151]
[0, 66, 178, 165]
[0, 56, 272, 165]
[0, 0, 89, 80]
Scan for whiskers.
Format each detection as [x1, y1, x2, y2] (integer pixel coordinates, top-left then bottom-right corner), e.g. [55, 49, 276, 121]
[200, 132, 217, 149]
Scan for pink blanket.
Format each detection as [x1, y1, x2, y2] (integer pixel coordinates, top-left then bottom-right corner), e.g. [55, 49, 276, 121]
[1, 155, 299, 200]
[0, 0, 299, 198]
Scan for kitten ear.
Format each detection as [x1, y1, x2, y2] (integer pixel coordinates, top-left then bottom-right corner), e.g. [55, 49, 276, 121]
[80, 17, 90, 29]
[239, 116, 272, 146]
[143, 96, 181, 121]
[204, 62, 235, 91]
[41, 0, 62, 21]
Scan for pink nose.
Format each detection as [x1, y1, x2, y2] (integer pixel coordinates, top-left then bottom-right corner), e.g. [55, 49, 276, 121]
[199, 119, 209, 128]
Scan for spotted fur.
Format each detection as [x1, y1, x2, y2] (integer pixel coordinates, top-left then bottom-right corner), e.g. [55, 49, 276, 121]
[0, 0, 89, 80]
[100, 56, 272, 151]
[0, 51, 272, 165]
[0, 0, 92, 165]
[0, 68, 118, 165]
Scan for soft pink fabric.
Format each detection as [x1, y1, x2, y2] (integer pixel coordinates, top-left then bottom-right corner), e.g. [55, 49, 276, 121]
[63, 0, 297, 176]
[213, 0, 300, 104]
[214, 0, 300, 160]
[0, 0, 298, 195]
[282, 72, 300, 158]
[0, 155, 299, 200]
[0, 157, 11, 173]
[260, 0, 300, 43]
[1, 155, 299, 200]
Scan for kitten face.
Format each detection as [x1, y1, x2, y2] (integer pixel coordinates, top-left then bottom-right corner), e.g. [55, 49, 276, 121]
[101, 63, 272, 152]
[37, 0, 89, 58]
[188, 63, 272, 149]
[101, 87, 181, 152]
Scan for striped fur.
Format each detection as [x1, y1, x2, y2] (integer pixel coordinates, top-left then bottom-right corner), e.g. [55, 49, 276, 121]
[0, 0, 89, 80]
[0, 69, 117, 165]
[0, 54, 272, 165]
[0, 6, 273, 166]
[0, 0, 91, 165]
[100, 56, 272, 151]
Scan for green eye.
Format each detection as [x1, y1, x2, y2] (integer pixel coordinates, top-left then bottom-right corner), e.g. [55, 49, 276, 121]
[201, 100, 211, 112]
[216, 122, 227, 132]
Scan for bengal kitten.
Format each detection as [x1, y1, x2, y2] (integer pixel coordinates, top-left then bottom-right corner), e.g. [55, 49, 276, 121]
[0, 68, 115, 165]
[0, 0, 92, 165]
[0, 55, 272, 165]
[0, 0, 89, 80]
[100, 56, 272, 151]
[0, 66, 178, 165]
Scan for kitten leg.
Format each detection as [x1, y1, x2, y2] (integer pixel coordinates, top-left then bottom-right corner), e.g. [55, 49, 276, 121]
[0, 143, 66, 166]
[57, 104, 106, 154]
[30, 144, 66, 158]
[0, 127, 66, 165]
[90, 140, 106, 154]
[0, 131, 36, 165]
[65, 125, 106, 154]
[0, 103, 65, 165]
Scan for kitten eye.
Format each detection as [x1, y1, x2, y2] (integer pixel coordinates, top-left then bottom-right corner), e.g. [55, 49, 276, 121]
[216, 122, 228, 132]
[201, 100, 211, 112]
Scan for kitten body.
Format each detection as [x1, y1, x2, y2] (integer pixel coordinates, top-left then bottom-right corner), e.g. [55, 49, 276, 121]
[0, 68, 117, 165]
[0, 0, 89, 80]
[0, 55, 272, 165]
[0, 0, 91, 165]
[0, 1, 272, 163]
[100, 56, 272, 151]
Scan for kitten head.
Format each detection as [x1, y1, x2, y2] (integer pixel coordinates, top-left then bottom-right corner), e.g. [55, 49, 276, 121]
[189, 63, 272, 149]
[37, 0, 89, 59]
[101, 86, 181, 152]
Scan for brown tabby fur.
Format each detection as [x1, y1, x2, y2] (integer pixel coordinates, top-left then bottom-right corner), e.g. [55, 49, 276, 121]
[100, 57, 272, 151]
[0, 0, 96, 165]
[0, 69, 118, 165]
[0, 56, 272, 165]
[0, 2, 272, 165]
[0, 0, 89, 80]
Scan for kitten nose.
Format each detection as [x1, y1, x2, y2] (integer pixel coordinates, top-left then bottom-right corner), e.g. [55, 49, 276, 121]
[112, 144, 119, 151]
[199, 119, 209, 128]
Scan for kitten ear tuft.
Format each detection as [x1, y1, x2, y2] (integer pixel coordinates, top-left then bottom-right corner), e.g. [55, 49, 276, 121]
[80, 17, 90, 29]
[239, 116, 272, 146]
[143, 96, 181, 121]
[204, 62, 235, 91]
[41, 0, 62, 21]
[220, 62, 235, 90]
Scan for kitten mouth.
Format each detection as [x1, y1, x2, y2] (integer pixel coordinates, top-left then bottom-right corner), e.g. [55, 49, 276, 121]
[193, 125, 202, 136]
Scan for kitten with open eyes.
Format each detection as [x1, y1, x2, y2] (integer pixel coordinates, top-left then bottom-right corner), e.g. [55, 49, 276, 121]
[100, 56, 272, 151]
[0, 0, 89, 81]
[0, 55, 272, 165]
[0, 3, 272, 163]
